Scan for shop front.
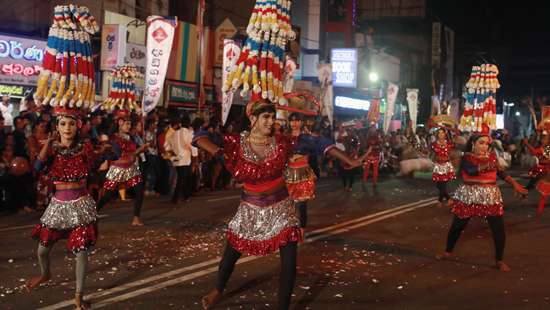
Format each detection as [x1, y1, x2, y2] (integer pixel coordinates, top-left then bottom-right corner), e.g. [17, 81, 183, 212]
[0, 34, 46, 101]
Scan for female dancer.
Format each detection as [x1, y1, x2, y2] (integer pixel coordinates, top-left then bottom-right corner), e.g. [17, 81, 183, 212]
[96, 110, 149, 226]
[27, 107, 107, 309]
[363, 126, 382, 189]
[284, 111, 335, 234]
[431, 127, 456, 207]
[436, 125, 527, 271]
[523, 126, 550, 216]
[196, 100, 362, 310]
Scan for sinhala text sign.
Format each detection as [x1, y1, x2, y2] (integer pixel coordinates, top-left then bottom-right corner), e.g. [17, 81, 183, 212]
[331, 48, 358, 88]
[0, 34, 46, 86]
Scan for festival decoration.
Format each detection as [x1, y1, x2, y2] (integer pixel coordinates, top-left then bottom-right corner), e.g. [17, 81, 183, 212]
[102, 64, 143, 112]
[222, 0, 296, 105]
[34, 5, 99, 109]
[460, 64, 500, 132]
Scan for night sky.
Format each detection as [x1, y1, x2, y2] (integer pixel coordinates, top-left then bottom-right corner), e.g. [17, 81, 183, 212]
[431, 0, 550, 103]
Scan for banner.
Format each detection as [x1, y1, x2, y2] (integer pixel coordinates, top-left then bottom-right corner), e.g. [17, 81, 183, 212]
[317, 63, 334, 125]
[406, 88, 419, 129]
[221, 39, 240, 125]
[100, 24, 127, 70]
[367, 99, 380, 125]
[142, 16, 177, 115]
[384, 82, 399, 133]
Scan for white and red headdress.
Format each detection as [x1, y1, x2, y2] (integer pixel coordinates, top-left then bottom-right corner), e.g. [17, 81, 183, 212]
[101, 64, 143, 117]
[34, 5, 99, 111]
[223, 0, 295, 105]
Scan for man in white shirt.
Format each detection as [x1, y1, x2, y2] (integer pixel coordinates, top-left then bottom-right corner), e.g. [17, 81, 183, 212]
[164, 115, 198, 203]
[0, 94, 13, 131]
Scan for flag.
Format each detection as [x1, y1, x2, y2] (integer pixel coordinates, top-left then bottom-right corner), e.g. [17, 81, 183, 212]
[142, 16, 177, 115]
[221, 39, 240, 125]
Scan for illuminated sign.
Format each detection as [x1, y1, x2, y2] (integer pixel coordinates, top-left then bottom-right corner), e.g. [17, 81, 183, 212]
[0, 34, 46, 86]
[335, 96, 370, 111]
[331, 48, 358, 88]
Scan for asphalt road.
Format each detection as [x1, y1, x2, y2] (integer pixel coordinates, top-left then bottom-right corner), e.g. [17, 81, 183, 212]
[0, 172, 548, 310]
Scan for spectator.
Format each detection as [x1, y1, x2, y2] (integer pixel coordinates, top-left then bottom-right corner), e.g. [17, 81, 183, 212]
[164, 115, 198, 203]
[13, 116, 28, 158]
[0, 93, 13, 131]
[143, 119, 160, 196]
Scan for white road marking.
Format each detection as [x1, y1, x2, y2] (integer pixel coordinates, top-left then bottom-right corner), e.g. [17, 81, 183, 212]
[206, 195, 241, 202]
[37, 257, 221, 310]
[39, 197, 437, 309]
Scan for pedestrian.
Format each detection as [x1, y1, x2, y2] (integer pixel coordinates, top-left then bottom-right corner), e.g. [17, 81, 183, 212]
[436, 124, 527, 272]
[195, 99, 362, 310]
[164, 114, 197, 204]
[144, 118, 160, 196]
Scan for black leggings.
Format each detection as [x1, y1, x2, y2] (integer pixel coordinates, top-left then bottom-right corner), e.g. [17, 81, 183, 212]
[436, 182, 450, 202]
[296, 201, 308, 228]
[341, 169, 356, 188]
[97, 182, 144, 217]
[445, 215, 506, 261]
[526, 176, 541, 190]
[216, 242, 297, 310]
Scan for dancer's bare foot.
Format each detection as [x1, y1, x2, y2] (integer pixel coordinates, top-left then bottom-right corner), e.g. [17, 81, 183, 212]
[25, 274, 51, 292]
[299, 228, 305, 241]
[435, 252, 453, 260]
[202, 289, 222, 309]
[496, 261, 511, 272]
[436, 201, 444, 208]
[131, 217, 144, 226]
[75, 293, 90, 309]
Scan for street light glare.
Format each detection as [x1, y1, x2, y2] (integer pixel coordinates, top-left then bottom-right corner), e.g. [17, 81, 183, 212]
[515, 111, 521, 116]
[369, 72, 379, 82]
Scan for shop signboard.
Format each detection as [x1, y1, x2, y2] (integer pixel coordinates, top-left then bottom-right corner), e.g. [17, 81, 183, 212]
[100, 24, 127, 70]
[0, 34, 46, 86]
[214, 18, 237, 66]
[331, 48, 357, 88]
[166, 80, 215, 107]
[124, 42, 146, 90]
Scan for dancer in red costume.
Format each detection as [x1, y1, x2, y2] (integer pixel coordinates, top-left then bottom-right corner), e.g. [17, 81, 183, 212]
[523, 114, 550, 216]
[436, 125, 527, 271]
[27, 107, 109, 309]
[430, 127, 456, 207]
[279, 93, 332, 236]
[96, 110, 149, 226]
[363, 126, 382, 189]
[196, 100, 362, 310]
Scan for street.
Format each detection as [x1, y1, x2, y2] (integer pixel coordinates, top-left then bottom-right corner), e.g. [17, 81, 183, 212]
[1, 173, 549, 310]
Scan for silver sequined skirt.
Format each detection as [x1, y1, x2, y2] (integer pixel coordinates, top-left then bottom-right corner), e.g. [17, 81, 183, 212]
[433, 161, 455, 175]
[106, 162, 141, 183]
[40, 195, 98, 230]
[452, 184, 503, 206]
[228, 197, 300, 242]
